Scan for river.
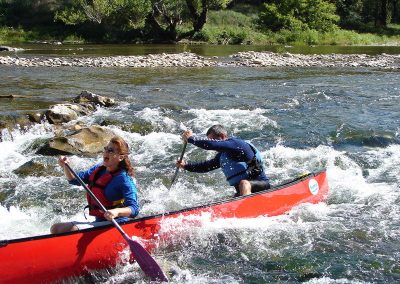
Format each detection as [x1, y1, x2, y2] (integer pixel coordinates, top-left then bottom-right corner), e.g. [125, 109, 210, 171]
[0, 44, 399, 283]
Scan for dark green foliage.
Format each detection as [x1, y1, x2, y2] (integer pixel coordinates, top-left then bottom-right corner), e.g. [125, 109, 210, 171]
[258, 0, 339, 32]
[0, 0, 63, 27]
[1, 0, 400, 43]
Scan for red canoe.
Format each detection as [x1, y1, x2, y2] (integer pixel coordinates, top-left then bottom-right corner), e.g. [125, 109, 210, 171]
[0, 170, 329, 283]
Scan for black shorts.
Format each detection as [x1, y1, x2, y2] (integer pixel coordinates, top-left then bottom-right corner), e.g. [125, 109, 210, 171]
[234, 180, 270, 196]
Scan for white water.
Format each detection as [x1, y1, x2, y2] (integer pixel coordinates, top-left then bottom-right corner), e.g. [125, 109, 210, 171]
[1, 71, 399, 282]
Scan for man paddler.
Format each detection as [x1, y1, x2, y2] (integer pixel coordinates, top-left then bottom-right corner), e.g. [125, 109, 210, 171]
[176, 124, 270, 196]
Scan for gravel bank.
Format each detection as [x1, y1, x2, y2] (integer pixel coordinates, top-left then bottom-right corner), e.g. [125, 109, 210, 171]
[1, 51, 399, 69]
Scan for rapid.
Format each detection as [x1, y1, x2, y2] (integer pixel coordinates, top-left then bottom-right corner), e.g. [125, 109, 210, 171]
[0, 47, 399, 283]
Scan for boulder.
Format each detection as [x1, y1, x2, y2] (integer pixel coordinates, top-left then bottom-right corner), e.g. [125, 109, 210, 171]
[26, 111, 46, 123]
[36, 125, 116, 156]
[0, 114, 33, 129]
[73, 90, 116, 107]
[13, 159, 59, 177]
[0, 114, 35, 141]
[45, 103, 95, 124]
[0, 46, 12, 52]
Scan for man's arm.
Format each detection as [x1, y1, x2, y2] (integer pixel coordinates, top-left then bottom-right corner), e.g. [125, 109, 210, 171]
[188, 136, 239, 152]
[185, 154, 221, 173]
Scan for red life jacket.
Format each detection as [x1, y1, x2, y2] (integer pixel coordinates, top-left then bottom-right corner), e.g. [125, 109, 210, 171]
[86, 166, 125, 218]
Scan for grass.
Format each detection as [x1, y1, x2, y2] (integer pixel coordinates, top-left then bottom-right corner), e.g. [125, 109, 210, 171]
[1, 9, 400, 46]
[0, 26, 34, 44]
[0, 26, 85, 45]
[181, 8, 400, 46]
[196, 9, 271, 44]
[199, 9, 400, 46]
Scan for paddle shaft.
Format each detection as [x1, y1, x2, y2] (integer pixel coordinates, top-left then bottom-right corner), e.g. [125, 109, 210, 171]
[169, 142, 187, 188]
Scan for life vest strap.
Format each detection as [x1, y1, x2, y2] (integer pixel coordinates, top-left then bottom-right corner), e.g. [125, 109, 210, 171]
[226, 144, 262, 181]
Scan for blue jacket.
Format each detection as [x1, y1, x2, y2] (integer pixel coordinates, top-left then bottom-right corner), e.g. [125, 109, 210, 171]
[70, 163, 139, 221]
[184, 136, 268, 186]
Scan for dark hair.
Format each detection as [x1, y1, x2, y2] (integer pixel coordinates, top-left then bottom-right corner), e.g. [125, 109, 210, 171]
[110, 136, 135, 177]
[206, 124, 228, 137]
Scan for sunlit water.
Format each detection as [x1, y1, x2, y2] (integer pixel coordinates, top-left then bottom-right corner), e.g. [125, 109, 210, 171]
[0, 45, 399, 283]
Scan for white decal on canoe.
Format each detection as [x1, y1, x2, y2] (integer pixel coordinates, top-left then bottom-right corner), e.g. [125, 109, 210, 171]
[308, 179, 319, 195]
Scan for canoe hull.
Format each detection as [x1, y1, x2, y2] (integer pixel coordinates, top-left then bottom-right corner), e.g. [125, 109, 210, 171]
[0, 170, 329, 283]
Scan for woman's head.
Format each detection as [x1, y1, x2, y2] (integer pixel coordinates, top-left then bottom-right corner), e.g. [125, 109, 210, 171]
[103, 136, 135, 176]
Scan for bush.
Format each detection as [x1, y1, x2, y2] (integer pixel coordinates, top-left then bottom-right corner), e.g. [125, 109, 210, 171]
[258, 0, 339, 33]
[215, 30, 247, 44]
[199, 9, 269, 44]
[0, 26, 32, 43]
[192, 30, 210, 42]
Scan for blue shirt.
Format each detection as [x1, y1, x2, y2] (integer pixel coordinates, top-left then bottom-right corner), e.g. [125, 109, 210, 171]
[184, 136, 268, 182]
[69, 164, 139, 221]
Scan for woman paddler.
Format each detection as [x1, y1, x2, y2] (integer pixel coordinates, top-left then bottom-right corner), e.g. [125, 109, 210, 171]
[50, 136, 139, 234]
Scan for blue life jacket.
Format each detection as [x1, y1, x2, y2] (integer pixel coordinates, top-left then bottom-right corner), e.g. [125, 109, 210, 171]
[220, 142, 264, 186]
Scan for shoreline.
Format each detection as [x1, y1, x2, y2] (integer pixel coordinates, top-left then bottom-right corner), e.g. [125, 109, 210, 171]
[0, 51, 399, 69]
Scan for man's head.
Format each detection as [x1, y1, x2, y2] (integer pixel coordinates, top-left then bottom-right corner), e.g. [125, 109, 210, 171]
[206, 124, 228, 140]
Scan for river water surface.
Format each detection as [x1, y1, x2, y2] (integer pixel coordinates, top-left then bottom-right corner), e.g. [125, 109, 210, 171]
[0, 44, 399, 283]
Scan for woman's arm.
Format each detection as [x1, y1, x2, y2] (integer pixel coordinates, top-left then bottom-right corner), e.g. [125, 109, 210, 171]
[58, 156, 75, 181]
[104, 207, 132, 220]
[104, 174, 139, 220]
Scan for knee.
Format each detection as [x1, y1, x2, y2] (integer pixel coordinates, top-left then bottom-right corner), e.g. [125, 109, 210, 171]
[50, 222, 76, 234]
[239, 179, 250, 187]
[239, 180, 251, 196]
[50, 224, 60, 234]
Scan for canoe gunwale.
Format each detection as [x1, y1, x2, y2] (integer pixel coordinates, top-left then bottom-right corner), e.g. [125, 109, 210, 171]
[0, 169, 327, 245]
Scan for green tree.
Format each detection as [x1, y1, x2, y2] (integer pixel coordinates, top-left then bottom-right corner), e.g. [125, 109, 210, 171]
[55, 0, 151, 40]
[146, 0, 188, 40]
[334, 0, 399, 29]
[375, 0, 388, 26]
[186, 0, 231, 32]
[146, 0, 231, 41]
[1, 0, 63, 27]
[258, 0, 339, 32]
[392, 0, 399, 23]
[335, 0, 364, 29]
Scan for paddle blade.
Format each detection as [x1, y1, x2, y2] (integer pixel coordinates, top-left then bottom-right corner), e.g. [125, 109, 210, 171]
[127, 238, 168, 282]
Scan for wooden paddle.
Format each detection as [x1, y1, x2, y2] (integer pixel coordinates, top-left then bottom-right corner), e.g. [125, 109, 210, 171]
[169, 142, 187, 189]
[65, 163, 168, 282]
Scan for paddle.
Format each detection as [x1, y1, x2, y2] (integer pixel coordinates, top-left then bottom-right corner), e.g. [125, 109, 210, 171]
[169, 142, 187, 189]
[64, 163, 168, 282]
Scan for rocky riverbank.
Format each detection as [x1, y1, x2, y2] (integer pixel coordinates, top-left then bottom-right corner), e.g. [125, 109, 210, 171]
[230, 51, 400, 69]
[0, 51, 399, 69]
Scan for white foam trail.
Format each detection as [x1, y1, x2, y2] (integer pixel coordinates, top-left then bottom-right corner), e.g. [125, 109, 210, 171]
[305, 277, 365, 284]
[73, 103, 130, 125]
[185, 108, 278, 133]
[136, 107, 176, 130]
[0, 123, 53, 174]
[128, 132, 179, 167]
[153, 202, 333, 259]
[0, 206, 52, 239]
[263, 144, 350, 180]
[362, 144, 400, 185]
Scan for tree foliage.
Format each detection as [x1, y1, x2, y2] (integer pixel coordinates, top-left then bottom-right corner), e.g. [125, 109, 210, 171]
[146, 0, 231, 40]
[186, 0, 231, 32]
[55, 0, 151, 28]
[258, 0, 340, 32]
[146, 0, 188, 40]
[1, 0, 399, 42]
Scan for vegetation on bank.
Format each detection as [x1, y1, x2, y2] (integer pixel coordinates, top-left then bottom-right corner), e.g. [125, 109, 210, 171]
[1, 0, 400, 46]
